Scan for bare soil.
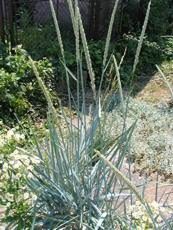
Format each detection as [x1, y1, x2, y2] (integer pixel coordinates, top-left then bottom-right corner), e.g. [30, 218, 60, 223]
[134, 72, 173, 106]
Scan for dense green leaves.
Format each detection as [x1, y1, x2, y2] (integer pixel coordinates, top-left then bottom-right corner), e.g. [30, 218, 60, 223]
[119, 0, 173, 36]
[0, 46, 54, 119]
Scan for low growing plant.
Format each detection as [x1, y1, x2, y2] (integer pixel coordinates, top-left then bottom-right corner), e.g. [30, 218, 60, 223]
[0, 119, 48, 229]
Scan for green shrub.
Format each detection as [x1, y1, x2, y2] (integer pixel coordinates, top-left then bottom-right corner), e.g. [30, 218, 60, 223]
[120, 0, 173, 36]
[84, 35, 172, 85]
[159, 37, 173, 59]
[0, 46, 55, 119]
[18, 24, 60, 59]
[145, 0, 171, 36]
[116, 34, 164, 74]
[18, 8, 74, 60]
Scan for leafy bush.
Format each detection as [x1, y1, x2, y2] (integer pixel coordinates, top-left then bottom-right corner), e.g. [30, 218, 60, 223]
[120, 0, 173, 36]
[87, 35, 173, 83]
[117, 34, 164, 74]
[17, 8, 74, 60]
[144, 0, 172, 36]
[18, 24, 60, 59]
[0, 46, 55, 119]
[159, 37, 173, 60]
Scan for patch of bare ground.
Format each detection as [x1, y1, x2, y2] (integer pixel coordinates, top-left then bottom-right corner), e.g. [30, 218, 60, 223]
[134, 71, 173, 106]
[121, 161, 173, 205]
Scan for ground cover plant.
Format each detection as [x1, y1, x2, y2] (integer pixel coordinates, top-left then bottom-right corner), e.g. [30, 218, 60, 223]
[0, 0, 173, 229]
[0, 118, 48, 228]
[104, 96, 173, 176]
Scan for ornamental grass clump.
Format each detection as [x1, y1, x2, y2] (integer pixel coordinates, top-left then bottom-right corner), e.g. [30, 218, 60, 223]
[10, 0, 173, 229]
